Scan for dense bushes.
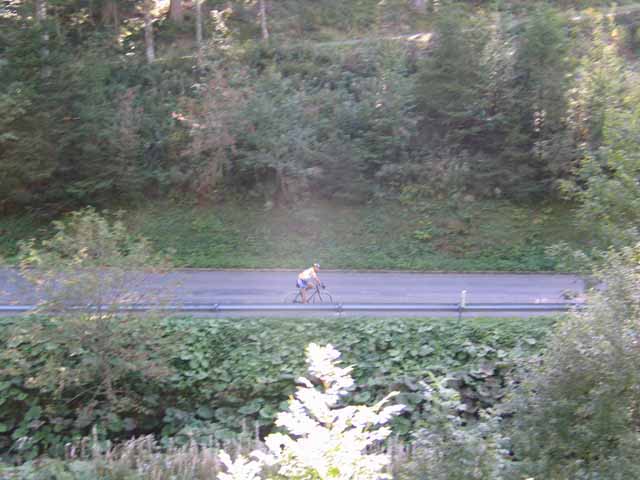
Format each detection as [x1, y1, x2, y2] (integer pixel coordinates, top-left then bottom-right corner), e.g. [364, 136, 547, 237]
[0, 315, 554, 460]
[0, 29, 188, 211]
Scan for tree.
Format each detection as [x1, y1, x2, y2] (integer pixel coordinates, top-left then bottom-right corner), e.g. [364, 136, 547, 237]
[195, 0, 203, 47]
[413, 6, 493, 195]
[34, 0, 46, 22]
[562, 14, 639, 248]
[172, 66, 250, 202]
[507, 5, 573, 192]
[410, 0, 426, 13]
[567, 13, 626, 150]
[34, 0, 50, 70]
[0, 87, 47, 213]
[415, 5, 490, 147]
[0, 24, 58, 211]
[101, 0, 121, 38]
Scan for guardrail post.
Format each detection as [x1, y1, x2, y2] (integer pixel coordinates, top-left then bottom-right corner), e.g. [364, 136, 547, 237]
[458, 290, 467, 320]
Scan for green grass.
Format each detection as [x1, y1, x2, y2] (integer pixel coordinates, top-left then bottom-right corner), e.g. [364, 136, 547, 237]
[120, 198, 584, 271]
[0, 199, 587, 271]
[0, 201, 583, 271]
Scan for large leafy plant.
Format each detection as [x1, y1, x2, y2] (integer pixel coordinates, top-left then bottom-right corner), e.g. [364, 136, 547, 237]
[0, 314, 552, 459]
[402, 376, 511, 480]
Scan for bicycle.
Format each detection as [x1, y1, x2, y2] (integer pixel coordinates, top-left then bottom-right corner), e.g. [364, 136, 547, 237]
[285, 283, 334, 304]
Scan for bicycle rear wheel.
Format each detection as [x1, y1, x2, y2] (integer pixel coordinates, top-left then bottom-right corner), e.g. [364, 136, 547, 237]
[284, 291, 304, 304]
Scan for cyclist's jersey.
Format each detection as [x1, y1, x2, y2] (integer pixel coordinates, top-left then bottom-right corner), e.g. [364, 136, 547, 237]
[298, 267, 317, 281]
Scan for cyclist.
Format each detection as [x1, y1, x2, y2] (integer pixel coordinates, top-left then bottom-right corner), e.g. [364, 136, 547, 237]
[297, 263, 323, 303]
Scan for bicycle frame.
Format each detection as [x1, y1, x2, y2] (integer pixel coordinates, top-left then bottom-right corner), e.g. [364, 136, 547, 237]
[288, 284, 334, 304]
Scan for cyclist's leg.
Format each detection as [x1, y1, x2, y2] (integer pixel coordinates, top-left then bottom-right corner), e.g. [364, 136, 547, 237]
[304, 284, 316, 303]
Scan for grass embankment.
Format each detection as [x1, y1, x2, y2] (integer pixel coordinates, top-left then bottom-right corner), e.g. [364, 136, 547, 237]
[127, 199, 584, 271]
[0, 199, 585, 271]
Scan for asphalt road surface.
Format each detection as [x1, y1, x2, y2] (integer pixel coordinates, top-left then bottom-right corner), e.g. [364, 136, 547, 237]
[0, 268, 584, 307]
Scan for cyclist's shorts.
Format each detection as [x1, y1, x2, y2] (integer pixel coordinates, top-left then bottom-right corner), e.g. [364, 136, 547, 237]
[297, 279, 308, 288]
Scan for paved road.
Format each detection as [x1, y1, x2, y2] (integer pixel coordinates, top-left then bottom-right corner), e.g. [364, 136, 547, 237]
[0, 268, 584, 306]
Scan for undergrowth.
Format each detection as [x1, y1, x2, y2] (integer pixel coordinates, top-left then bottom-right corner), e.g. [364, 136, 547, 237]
[0, 315, 557, 460]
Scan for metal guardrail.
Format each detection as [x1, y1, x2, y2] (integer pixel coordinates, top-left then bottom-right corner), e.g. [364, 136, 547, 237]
[0, 302, 583, 314]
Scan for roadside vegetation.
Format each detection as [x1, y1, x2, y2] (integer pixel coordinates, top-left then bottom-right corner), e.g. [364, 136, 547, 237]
[128, 199, 579, 271]
[2, 205, 640, 478]
[0, 314, 553, 462]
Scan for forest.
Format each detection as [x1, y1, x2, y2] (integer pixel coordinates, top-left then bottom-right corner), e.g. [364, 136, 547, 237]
[2, 0, 640, 269]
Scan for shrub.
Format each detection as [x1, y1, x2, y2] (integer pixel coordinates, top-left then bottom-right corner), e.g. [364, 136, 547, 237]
[2, 344, 406, 480]
[0, 208, 172, 459]
[511, 244, 640, 478]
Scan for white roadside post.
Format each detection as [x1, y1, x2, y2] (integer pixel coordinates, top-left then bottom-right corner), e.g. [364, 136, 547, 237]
[458, 289, 467, 320]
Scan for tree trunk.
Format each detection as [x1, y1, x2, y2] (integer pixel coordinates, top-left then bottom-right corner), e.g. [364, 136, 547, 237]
[113, 1, 119, 33]
[144, 0, 155, 63]
[195, 0, 203, 46]
[259, 0, 269, 41]
[35, 0, 50, 74]
[168, 0, 183, 24]
[101, 0, 120, 38]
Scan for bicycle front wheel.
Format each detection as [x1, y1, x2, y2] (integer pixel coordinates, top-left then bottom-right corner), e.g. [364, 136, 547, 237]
[311, 290, 333, 304]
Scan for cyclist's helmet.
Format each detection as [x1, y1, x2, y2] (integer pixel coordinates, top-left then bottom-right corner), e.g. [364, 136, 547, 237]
[313, 262, 320, 269]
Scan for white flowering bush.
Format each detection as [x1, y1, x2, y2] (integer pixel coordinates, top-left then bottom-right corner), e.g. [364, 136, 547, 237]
[218, 343, 405, 480]
[218, 450, 264, 480]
